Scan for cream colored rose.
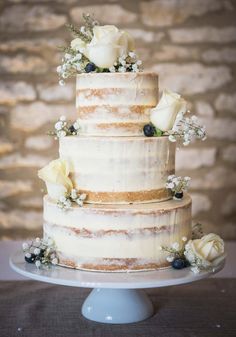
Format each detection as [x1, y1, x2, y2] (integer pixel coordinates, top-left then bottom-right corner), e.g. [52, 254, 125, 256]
[185, 233, 225, 266]
[71, 37, 86, 53]
[38, 159, 73, 200]
[150, 89, 187, 131]
[85, 25, 135, 68]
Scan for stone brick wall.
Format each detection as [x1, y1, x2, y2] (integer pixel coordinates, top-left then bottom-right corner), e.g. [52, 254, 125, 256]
[0, 0, 236, 240]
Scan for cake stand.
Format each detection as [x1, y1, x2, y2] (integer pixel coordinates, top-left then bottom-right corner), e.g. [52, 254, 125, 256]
[10, 251, 225, 324]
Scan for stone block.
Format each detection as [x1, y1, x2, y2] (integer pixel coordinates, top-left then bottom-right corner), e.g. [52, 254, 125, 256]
[0, 82, 36, 105]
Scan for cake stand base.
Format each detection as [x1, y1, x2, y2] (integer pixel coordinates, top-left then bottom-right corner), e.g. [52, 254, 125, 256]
[10, 251, 225, 324]
[82, 288, 154, 324]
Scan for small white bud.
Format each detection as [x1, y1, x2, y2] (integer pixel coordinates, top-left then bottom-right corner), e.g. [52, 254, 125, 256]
[79, 193, 87, 201]
[171, 242, 180, 250]
[166, 256, 174, 262]
[51, 258, 58, 265]
[35, 260, 41, 268]
[34, 248, 41, 255]
[22, 242, 29, 250]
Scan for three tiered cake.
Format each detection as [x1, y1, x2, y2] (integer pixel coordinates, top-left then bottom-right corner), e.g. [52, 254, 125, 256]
[32, 15, 224, 274]
[42, 72, 192, 271]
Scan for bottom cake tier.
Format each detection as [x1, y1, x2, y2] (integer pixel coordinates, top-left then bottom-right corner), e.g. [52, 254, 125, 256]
[43, 195, 192, 272]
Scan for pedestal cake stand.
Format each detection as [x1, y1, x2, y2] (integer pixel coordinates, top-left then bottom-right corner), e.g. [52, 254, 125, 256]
[10, 251, 225, 324]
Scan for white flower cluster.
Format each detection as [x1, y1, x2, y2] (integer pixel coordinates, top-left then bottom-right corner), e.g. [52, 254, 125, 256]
[108, 52, 142, 73]
[50, 116, 80, 139]
[161, 230, 225, 274]
[57, 52, 86, 86]
[22, 237, 58, 268]
[57, 189, 87, 211]
[166, 175, 191, 194]
[168, 112, 207, 146]
[161, 237, 188, 263]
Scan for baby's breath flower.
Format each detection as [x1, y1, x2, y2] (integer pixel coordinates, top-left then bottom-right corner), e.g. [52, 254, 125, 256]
[166, 255, 174, 262]
[118, 66, 126, 72]
[23, 237, 58, 268]
[168, 113, 206, 146]
[34, 248, 41, 255]
[80, 193, 87, 200]
[22, 242, 29, 250]
[35, 260, 41, 268]
[52, 258, 58, 265]
[172, 242, 180, 250]
[109, 66, 116, 72]
[166, 175, 191, 196]
[55, 121, 64, 130]
[73, 121, 80, 130]
[76, 199, 84, 207]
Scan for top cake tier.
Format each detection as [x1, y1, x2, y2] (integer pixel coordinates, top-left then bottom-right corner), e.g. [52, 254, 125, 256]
[76, 72, 158, 136]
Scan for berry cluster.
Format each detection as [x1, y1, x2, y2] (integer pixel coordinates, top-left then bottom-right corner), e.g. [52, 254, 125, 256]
[166, 175, 191, 200]
[48, 116, 80, 139]
[22, 237, 58, 269]
[161, 237, 189, 270]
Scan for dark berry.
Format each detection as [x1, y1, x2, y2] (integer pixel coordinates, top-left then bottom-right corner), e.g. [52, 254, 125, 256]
[171, 258, 186, 270]
[37, 249, 45, 258]
[68, 125, 76, 134]
[174, 192, 184, 200]
[143, 124, 156, 137]
[85, 63, 96, 73]
[25, 253, 36, 264]
[184, 259, 190, 267]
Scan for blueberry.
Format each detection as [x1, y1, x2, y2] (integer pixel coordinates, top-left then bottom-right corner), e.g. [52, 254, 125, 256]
[184, 259, 190, 267]
[174, 192, 184, 200]
[171, 258, 186, 270]
[143, 124, 156, 137]
[68, 125, 76, 134]
[25, 253, 36, 264]
[85, 63, 96, 73]
[37, 249, 45, 258]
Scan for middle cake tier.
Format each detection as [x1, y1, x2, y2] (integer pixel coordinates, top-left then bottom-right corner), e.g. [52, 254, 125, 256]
[59, 135, 176, 204]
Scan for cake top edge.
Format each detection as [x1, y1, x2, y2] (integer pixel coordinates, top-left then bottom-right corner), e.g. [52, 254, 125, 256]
[75, 71, 158, 78]
[44, 194, 192, 212]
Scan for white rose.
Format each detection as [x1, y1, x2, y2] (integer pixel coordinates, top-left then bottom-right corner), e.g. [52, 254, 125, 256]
[185, 233, 225, 266]
[84, 25, 134, 68]
[38, 159, 73, 200]
[71, 38, 86, 53]
[150, 89, 187, 131]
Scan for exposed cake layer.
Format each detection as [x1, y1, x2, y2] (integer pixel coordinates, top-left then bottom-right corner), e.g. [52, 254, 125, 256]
[43, 195, 192, 271]
[76, 72, 158, 136]
[59, 135, 175, 204]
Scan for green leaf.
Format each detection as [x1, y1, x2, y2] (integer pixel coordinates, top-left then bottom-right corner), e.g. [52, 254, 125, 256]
[154, 128, 164, 137]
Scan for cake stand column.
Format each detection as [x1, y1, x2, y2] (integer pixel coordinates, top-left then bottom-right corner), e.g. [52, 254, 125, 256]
[82, 288, 154, 324]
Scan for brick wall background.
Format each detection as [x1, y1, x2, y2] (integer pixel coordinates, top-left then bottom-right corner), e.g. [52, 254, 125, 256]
[0, 0, 236, 240]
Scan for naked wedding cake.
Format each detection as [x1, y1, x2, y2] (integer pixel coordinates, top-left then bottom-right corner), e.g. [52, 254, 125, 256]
[24, 15, 224, 274]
